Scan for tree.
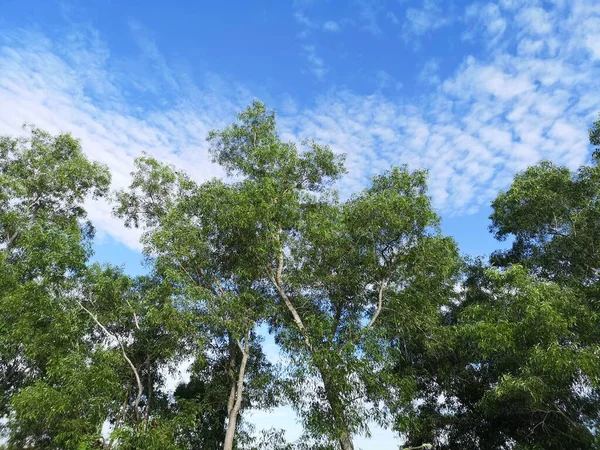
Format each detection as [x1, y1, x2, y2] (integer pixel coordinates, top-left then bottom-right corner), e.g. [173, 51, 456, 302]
[0, 127, 112, 447]
[404, 264, 599, 449]
[115, 154, 280, 450]
[79, 266, 192, 444]
[203, 101, 460, 449]
[403, 115, 600, 449]
[114, 102, 461, 449]
[0, 128, 190, 449]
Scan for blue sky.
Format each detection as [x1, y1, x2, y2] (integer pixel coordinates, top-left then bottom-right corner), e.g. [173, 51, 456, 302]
[1, 0, 600, 447]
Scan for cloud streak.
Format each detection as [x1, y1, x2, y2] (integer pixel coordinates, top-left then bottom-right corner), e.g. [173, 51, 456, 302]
[0, 26, 251, 249]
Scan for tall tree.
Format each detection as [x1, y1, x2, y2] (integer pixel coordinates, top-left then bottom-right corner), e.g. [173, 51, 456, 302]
[404, 115, 600, 449]
[115, 155, 279, 450]
[0, 127, 111, 447]
[204, 102, 460, 449]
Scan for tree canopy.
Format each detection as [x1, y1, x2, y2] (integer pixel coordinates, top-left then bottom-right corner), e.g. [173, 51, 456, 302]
[1, 109, 599, 449]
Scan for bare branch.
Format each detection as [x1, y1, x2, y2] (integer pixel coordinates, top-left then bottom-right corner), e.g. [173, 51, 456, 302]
[78, 300, 144, 423]
[366, 278, 387, 328]
[270, 249, 313, 351]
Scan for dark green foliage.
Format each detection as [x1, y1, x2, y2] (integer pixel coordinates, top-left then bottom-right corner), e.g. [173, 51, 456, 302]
[402, 117, 600, 449]
[402, 265, 599, 449]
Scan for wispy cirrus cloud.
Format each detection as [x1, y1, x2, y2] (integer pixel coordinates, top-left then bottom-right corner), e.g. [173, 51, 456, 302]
[463, 2, 507, 44]
[323, 20, 342, 32]
[282, 0, 600, 212]
[301, 44, 328, 80]
[0, 26, 248, 250]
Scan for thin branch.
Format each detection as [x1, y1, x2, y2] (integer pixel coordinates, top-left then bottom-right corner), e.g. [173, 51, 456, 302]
[125, 299, 140, 330]
[6, 231, 19, 248]
[366, 278, 387, 328]
[226, 336, 237, 417]
[236, 338, 245, 355]
[78, 300, 144, 423]
[270, 249, 313, 351]
[213, 276, 227, 298]
[144, 354, 152, 426]
[331, 302, 343, 341]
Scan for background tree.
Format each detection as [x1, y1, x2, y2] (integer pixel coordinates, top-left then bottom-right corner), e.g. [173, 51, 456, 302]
[402, 115, 600, 449]
[404, 264, 599, 449]
[0, 127, 112, 447]
[0, 128, 189, 449]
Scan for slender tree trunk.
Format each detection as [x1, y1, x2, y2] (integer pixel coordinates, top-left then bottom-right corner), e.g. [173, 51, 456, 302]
[223, 332, 250, 450]
[321, 370, 355, 450]
[144, 356, 152, 426]
[270, 247, 353, 449]
[226, 337, 237, 417]
[339, 429, 354, 450]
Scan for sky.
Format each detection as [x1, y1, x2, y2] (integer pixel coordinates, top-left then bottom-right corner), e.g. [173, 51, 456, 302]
[1, 0, 599, 447]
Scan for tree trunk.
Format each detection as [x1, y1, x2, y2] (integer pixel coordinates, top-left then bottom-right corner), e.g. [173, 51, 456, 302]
[223, 335, 250, 450]
[339, 429, 354, 450]
[226, 337, 237, 418]
[321, 370, 355, 450]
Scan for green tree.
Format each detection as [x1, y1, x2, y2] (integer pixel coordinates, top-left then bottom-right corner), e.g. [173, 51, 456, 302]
[0, 127, 111, 447]
[405, 116, 600, 449]
[115, 155, 280, 450]
[78, 266, 192, 444]
[0, 128, 189, 449]
[115, 102, 460, 449]
[203, 102, 459, 449]
[489, 116, 600, 299]
[404, 265, 599, 449]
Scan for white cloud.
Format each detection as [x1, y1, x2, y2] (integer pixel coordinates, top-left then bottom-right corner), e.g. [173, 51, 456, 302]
[323, 20, 341, 32]
[464, 2, 507, 44]
[517, 6, 554, 35]
[294, 11, 315, 28]
[418, 58, 441, 85]
[282, 2, 598, 214]
[1, 1, 599, 261]
[402, 0, 452, 42]
[375, 70, 403, 91]
[386, 11, 400, 25]
[0, 26, 246, 250]
[585, 33, 600, 60]
[354, 0, 387, 36]
[302, 44, 328, 80]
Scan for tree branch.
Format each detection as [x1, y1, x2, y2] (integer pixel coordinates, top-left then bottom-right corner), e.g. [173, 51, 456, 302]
[125, 298, 141, 330]
[270, 249, 313, 351]
[226, 336, 237, 417]
[366, 278, 387, 328]
[78, 300, 144, 423]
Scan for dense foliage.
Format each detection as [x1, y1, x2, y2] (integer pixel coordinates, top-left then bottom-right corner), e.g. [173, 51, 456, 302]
[1, 109, 599, 449]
